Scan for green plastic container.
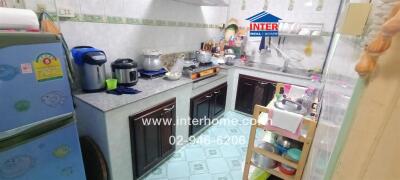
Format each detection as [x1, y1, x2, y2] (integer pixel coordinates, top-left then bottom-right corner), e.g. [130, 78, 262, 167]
[106, 79, 118, 90]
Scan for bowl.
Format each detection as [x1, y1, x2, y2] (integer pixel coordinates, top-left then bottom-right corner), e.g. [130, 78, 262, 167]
[279, 164, 296, 175]
[165, 72, 182, 81]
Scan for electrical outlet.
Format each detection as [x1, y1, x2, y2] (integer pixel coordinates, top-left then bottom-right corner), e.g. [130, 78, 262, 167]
[58, 8, 75, 18]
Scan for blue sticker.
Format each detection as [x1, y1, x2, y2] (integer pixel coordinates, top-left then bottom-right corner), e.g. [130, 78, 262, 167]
[0, 155, 35, 179]
[0, 64, 19, 81]
[14, 100, 30, 112]
[41, 91, 66, 107]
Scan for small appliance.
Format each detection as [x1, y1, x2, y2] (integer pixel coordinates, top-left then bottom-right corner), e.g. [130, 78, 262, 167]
[142, 49, 163, 71]
[111, 58, 138, 86]
[71, 46, 107, 92]
[183, 61, 220, 81]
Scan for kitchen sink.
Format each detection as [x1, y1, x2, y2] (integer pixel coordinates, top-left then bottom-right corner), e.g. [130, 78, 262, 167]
[244, 62, 282, 71]
[283, 68, 313, 78]
[243, 61, 313, 79]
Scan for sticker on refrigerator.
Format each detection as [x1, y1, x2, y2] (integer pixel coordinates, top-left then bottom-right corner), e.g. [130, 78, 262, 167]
[33, 53, 64, 82]
[53, 144, 71, 158]
[41, 91, 66, 107]
[0, 64, 19, 81]
[0, 155, 35, 179]
[20, 63, 33, 74]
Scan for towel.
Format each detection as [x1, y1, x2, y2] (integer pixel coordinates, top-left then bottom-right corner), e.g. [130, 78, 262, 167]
[106, 87, 141, 95]
[269, 107, 303, 133]
[287, 85, 307, 100]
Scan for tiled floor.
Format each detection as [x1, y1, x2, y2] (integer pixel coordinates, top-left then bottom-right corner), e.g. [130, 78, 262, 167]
[143, 111, 265, 180]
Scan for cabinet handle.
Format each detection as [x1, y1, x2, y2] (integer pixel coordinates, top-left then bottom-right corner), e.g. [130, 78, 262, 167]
[163, 105, 175, 112]
[214, 91, 221, 94]
[244, 83, 253, 86]
[206, 95, 213, 98]
[259, 82, 270, 85]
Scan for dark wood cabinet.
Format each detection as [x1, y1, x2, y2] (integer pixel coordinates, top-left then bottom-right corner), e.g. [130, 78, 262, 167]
[235, 75, 276, 114]
[130, 99, 176, 178]
[190, 83, 227, 136]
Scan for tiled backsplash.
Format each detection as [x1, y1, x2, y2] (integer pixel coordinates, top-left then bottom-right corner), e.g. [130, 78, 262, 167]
[20, 0, 228, 76]
[228, 0, 342, 71]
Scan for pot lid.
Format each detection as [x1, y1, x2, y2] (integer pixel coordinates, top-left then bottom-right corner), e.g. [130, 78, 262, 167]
[111, 58, 137, 69]
[143, 49, 162, 56]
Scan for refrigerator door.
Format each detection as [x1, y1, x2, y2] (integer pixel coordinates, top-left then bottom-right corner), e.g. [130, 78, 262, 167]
[0, 119, 86, 180]
[0, 33, 74, 133]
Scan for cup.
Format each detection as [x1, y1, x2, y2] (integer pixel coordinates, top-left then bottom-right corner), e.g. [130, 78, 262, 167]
[106, 79, 118, 90]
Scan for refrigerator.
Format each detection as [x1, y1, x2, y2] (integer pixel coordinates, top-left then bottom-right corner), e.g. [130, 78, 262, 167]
[0, 32, 86, 180]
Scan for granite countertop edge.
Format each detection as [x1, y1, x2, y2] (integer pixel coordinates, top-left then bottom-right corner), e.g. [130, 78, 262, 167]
[73, 77, 193, 112]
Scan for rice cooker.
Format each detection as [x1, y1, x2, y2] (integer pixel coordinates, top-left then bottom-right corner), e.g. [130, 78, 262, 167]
[111, 58, 138, 86]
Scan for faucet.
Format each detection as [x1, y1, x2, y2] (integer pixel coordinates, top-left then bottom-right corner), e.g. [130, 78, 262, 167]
[270, 43, 291, 72]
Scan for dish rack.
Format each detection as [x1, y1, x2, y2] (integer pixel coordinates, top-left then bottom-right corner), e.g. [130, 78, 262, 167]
[242, 104, 317, 180]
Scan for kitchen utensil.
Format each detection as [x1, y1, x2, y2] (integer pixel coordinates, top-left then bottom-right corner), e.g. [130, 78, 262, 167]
[111, 58, 139, 87]
[106, 79, 118, 90]
[143, 49, 163, 71]
[304, 39, 313, 57]
[196, 50, 212, 63]
[288, 0, 294, 11]
[263, 0, 269, 10]
[283, 148, 302, 163]
[71, 46, 107, 92]
[224, 55, 236, 66]
[316, 0, 324, 11]
[259, 36, 266, 53]
[252, 142, 277, 169]
[170, 54, 185, 73]
[274, 99, 307, 115]
[165, 72, 182, 81]
[279, 164, 296, 175]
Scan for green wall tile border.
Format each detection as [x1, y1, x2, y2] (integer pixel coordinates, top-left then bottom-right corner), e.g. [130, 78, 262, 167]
[44, 12, 219, 29]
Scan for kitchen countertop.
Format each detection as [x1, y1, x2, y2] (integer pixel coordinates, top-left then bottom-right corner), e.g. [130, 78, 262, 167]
[220, 60, 313, 80]
[74, 77, 193, 112]
[75, 61, 315, 112]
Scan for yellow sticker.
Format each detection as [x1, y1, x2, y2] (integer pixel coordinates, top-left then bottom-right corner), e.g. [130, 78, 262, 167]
[33, 53, 64, 82]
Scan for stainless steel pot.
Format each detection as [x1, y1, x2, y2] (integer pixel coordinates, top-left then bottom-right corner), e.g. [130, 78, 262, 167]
[143, 50, 162, 71]
[195, 50, 212, 63]
[252, 142, 277, 169]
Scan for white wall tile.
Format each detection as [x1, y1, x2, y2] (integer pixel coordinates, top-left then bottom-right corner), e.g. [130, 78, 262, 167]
[79, 0, 105, 15]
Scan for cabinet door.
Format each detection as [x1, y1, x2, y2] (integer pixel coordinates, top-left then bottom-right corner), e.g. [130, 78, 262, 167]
[132, 110, 162, 177]
[130, 99, 176, 178]
[235, 76, 257, 114]
[160, 103, 176, 158]
[190, 93, 213, 136]
[253, 81, 276, 107]
[212, 83, 227, 118]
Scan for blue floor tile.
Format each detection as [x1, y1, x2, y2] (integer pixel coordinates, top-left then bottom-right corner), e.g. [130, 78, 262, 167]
[206, 158, 230, 174]
[190, 174, 213, 180]
[212, 173, 233, 180]
[143, 111, 252, 180]
[188, 161, 208, 175]
[167, 161, 190, 179]
[185, 147, 206, 161]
